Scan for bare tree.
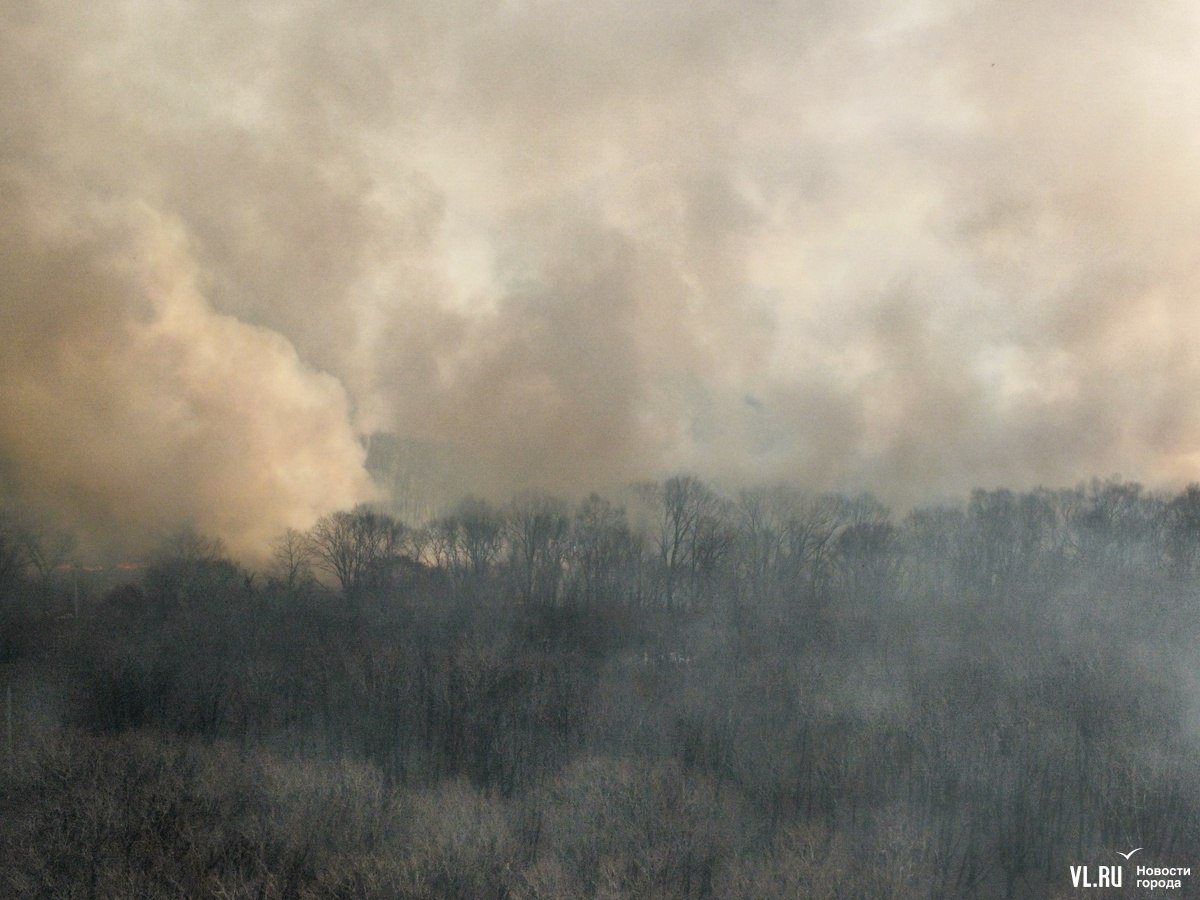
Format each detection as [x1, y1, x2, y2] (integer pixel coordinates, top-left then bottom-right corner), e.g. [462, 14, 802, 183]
[425, 497, 504, 595]
[269, 527, 314, 595]
[1068, 478, 1162, 577]
[145, 526, 239, 605]
[457, 497, 505, 581]
[153, 526, 227, 566]
[641, 475, 730, 610]
[781, 494, 842, 606]
[833, 519, 899, 602]
[17, 525, 76, 583]
[570, 494, 637, 606]
[736, 486, 790, 605]
[902, 505, 966, 600]
[507, 493, 569, 605]
[308, 506, 406, 596]
[643, 475, 704, 609]
[1165, 484, 1200, 578]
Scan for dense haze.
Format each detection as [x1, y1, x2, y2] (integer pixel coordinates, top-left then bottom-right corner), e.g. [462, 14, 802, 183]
[5, 477, 1200, 895]
[4, 0, 1200, 558]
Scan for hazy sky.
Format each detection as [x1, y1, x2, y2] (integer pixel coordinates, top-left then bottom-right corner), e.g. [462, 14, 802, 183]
[3, 0, 1200, 557]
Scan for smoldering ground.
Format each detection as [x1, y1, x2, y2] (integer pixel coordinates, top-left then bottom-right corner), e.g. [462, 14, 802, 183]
[3, 0, 1200, 558]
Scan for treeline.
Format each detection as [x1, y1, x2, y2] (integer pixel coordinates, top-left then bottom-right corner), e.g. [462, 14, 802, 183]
[280, 475, 1200, 607]
[1, 476, 1200, 897]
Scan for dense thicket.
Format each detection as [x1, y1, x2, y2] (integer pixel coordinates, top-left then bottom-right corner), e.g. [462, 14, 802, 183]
[2, 476, 1199, 897]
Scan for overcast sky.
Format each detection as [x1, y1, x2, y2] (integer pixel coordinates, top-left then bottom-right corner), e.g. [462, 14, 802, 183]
[3, 0, 1199, 557]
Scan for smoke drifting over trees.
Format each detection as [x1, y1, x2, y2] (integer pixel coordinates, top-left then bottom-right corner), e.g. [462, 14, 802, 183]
[4, 1, 1200, 558]
[4, 476, 1200, 895]
[6, 4, 1200, 895]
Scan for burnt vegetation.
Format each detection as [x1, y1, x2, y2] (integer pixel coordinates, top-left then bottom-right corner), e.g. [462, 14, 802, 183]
[2, 476, 1200, 897]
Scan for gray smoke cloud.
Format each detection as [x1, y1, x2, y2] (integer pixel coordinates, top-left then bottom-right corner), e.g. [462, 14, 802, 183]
[3, 0, 1199, 558]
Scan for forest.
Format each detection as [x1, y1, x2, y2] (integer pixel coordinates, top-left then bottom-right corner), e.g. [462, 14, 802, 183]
[2, 475, 1200, 898]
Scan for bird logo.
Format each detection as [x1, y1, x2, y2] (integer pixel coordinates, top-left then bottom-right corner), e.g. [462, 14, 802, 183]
[1116, 848, 1142, 860]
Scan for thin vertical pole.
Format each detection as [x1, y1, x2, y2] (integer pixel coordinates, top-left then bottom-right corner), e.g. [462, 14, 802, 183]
[5, 684, 12, 769]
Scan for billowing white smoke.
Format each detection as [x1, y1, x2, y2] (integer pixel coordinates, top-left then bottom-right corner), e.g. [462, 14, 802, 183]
[0, 191, 374, 561]
[3, 0, 1199, 558]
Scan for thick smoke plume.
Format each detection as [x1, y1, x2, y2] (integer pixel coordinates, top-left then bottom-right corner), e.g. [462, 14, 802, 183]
[3, 1, 1200, 557]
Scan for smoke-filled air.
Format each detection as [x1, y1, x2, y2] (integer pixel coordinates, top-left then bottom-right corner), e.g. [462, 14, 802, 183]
[10, 5, 1200, 896]
[4, 0, 1200, 559]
